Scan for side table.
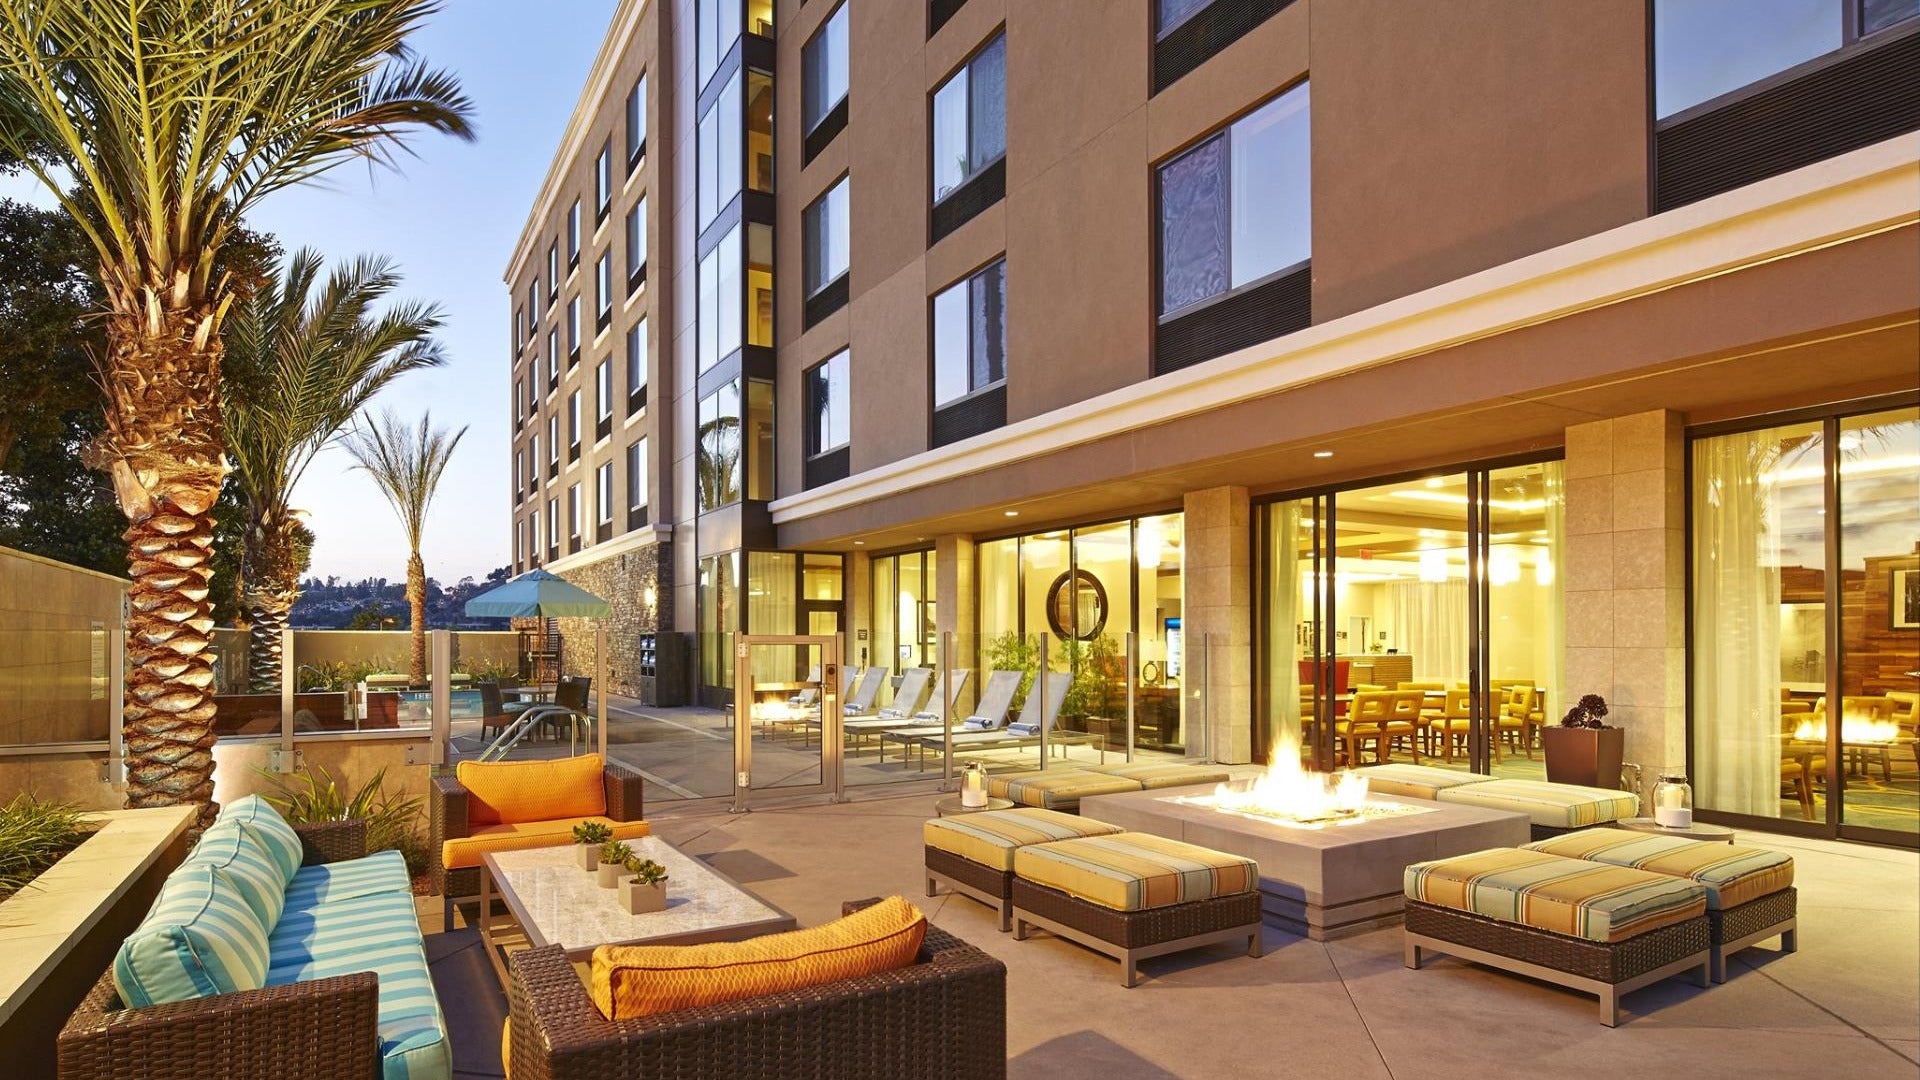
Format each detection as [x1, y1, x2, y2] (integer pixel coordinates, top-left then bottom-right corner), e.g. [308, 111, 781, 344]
[935, 795, 1014, 817]
[1614, 817, 1736, 844]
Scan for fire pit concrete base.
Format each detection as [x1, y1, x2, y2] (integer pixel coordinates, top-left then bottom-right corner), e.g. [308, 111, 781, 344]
[1078, 786, 1530, 941]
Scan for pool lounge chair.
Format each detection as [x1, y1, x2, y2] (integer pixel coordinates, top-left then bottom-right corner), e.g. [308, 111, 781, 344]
[845, 670, 968, 755]
[881, 667, 934, 719]
[881, 670, 1019, 765]
[788, 665, 823, 707]
[922, 675, 1102, 771]
[841, 666, 890, 715]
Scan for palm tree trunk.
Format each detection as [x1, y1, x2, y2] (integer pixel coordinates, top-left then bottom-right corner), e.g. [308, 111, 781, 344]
[243, 514, 304, 691]
[245, 589, 294, 691]
[407, 549, 427, 683]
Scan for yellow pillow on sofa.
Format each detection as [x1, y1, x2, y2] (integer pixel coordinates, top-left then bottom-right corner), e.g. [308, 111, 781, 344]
[457, 753, 606, 826]
[591, 896, 928, 1019]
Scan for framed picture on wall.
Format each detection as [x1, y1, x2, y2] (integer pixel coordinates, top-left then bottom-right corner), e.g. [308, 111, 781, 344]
[1894, 567, 1920, 631]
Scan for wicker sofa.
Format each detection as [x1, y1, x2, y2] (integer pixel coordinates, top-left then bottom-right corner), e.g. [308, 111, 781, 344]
[57, 811, 421, 1080]
[504, 900, 1008, 1080]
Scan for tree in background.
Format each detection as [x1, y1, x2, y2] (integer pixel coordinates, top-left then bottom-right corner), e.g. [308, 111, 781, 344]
[343, 411, 466, 682]
[225, 250, 446, 690]
[0, 0, 471, 825]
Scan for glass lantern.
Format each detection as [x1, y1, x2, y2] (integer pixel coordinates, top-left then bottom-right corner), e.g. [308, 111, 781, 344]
[1653, 773, 1693, 829]
[961, 761, 988, 807]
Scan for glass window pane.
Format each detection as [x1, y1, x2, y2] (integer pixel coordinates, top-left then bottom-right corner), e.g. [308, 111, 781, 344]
[748, 223, 774, 347]
[968, 37, 1007, 170]
[828, 351, 849, 450]
[932, 69, 969, 201]
[746, 378, 774, 500]
[1158, 134, 1229, 315]
[719, 77, 743, 211]
[1654, 0, 1840, 118]
[748, 70, 774, 193]
[1863, 0, 1920, 33]
[698, 99, 718, 226]
[970, 260, 1006, 392]
[718, 225, 743, 360]
[804, 4, 849, 129]
[805, 179, 850, 295]
[932, 278, 970, 406]
[1230, 83, 1311, 288]
[698, 0, 717, 87]
[698, 247, 719, 372]
[627, 200, 646, 276]
[1158, 0, 1211, 36]
[627, 319, 646, 393]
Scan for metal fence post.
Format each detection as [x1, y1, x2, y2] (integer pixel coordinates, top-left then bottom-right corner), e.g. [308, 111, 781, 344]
[940, 631, 955, 791]
[430, 630, 451, 766]
[1125, 631, 1137, 764]
[278, 626, 296, 773]
[1035, 633, 1049, 772]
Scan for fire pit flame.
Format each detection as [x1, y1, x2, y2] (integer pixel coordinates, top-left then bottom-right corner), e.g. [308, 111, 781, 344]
[1184, 732, 1428, 829]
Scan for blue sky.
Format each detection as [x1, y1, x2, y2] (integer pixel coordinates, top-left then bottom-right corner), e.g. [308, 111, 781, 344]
[5, 1, 620, 584]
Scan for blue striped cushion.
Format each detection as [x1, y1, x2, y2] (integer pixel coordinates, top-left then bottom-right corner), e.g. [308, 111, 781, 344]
[284, 849, 413, 909]
[219, 794, 303, 885]
[267, 886, 449, 1080]
[185, 820, 288, 929]
[113, 863, 272, 1007]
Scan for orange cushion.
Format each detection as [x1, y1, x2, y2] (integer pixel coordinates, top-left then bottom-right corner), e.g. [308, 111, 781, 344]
[591, 896, 927, 1020]
[500, 1021, 511, 1080]
[456, 753, 607, 826]
[442, 816, 650, 870]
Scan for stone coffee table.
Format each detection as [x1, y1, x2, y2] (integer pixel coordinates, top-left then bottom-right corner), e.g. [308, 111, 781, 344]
[479, 835, 796, 985]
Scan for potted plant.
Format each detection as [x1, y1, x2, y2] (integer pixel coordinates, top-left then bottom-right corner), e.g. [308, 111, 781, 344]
[1542, 694, 1626, 790]
[619, 856, 669, 914]
[596, 840, 632, 888]
[573, 821, 613, 871]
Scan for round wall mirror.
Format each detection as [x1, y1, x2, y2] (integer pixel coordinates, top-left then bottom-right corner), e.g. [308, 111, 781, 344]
[1045, 569, 1108, 641]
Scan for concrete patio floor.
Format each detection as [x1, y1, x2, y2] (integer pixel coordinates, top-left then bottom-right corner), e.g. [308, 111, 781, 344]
[424, 782, 1920, 1080]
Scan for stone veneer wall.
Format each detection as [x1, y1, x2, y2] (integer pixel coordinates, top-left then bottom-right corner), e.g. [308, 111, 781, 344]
[1183, 487, 1253, 764]
[550, 541, 668, 697]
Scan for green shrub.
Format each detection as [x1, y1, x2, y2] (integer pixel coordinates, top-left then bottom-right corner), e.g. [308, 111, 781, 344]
[623, 856, 667, 884]
[981, 631, 1039, 713]
[254, 764, 427, 877]
[599, 839, 632, 866]
[0, 795, 87, 901]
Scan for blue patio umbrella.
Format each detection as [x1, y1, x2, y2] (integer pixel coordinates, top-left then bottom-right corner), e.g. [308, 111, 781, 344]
[463, 568, 612, 619]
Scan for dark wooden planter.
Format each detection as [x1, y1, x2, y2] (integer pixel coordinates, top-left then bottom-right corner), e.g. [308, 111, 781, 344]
[1542, 726, 1626, 790]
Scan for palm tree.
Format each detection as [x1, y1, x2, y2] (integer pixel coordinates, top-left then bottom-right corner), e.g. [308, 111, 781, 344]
[343, 410, 465, 683]
[0, 2, 471, 823]
[225, 250, 447, 691]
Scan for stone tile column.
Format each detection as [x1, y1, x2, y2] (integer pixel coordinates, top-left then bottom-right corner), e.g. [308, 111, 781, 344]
[1182, 487, 1253, 764]
[935, 535, 977, 715]
[846, 549, 871, 673]
[1564, 410, 1687, 796]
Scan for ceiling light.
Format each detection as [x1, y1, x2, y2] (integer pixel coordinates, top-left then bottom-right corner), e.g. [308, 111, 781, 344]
[1004, 510, 1019, 517]
[1418, 550, 1449, 583]
[853, 540, 865, 545]
[1424, 477, 1445, 489]
[1312, 450, 1334, 459]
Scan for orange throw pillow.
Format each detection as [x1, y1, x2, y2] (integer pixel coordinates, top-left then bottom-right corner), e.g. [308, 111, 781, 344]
[592, 896, 928, 1019]
[457, 753, 606, 826]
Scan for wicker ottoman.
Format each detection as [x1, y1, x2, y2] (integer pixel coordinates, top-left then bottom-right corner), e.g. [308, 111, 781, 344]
[1356, 762, 1496, 801]
[1010, 832, 1263, 987]
[1434, 778, 1639, 839]
[1079, 761, 1234, 790]
[1403, 847, 1711, 1026]
[987, 769, 1142, 812]
[924, 808, 1125, 931]
[1525, 828, 1797, 983]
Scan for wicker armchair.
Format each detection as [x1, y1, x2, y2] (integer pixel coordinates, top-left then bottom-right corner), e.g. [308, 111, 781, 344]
[505, 899, 1007, 1080]
[58, 820, 378, 1080]
[430, 756, 645, 927]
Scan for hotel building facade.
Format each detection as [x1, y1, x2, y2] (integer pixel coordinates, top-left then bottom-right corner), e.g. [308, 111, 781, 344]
[505, 0, 1920, 845]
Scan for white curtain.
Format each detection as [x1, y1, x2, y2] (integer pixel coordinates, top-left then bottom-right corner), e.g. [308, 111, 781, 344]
[1692, 431, 1784, 816]
[1383, 580, 1470, 684]
[1543, 461, 1568, 726]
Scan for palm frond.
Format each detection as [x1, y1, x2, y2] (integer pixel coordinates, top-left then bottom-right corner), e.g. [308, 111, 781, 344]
[342, 407, 464, 551]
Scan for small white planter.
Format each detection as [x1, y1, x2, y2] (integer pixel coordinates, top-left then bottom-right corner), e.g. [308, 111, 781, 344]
[596, 861, 624, 888]
[575, 844, 600, 872]
[621, 879, 667, 914]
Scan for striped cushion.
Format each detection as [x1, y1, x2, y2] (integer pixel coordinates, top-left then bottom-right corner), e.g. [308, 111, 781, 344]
[268, 884, 448, 1080]
[1357, 763, 1493, 801]
[987, 770, 1141, 811]
[113, 863, 272, 1007]
[218, 794, 304, 885]
[1523, 829, 1794, 910]
[185, 820, 289, 929]
[441, 815, 651, 871]
[1405, 847, 1707, 943]
[1014, 832, 1258, 912]
[1434, 778, 1638, 828]
[1081, 762, 1234, 790]
[285, 849, 414, 909]
[924, 807, 1125, 872]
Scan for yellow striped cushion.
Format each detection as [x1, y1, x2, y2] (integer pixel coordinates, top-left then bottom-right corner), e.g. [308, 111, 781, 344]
[1523, 829, 1793, 910]
[924, 808, 1125, 872]
[1357, 763, 1492, 801]
[1014, 832, 1257, 912]
[987, 770, 1141, 810]
[1081, 762, 1233, 790]
[1434, 778, 1638, 828]
[591, 896, 926, 1019]
[1405, 847, 1706, 943]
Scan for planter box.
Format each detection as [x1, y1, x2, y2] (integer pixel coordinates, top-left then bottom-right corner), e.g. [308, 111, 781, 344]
[621, 880, 667, 914]
[1543, 726, 1626, 790]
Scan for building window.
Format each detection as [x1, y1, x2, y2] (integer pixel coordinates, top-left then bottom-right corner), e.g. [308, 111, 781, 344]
[567, 483, 581, 540]
[514, 516, 523, 569]
[527, 372, 538, 413]
[546, 329, 559, 386]
[803, 3, 850, 135]
[626, 73, 647, 169]
[530, 508, 541, 558]
[595, 252, 613, 329]
[547, 497, 559, 547]
[746, 377, 774, 501]
[1655, 0, 1917, 119]
[627, 318, 648, 400]
[514, 449, 524, 500]
[568, 389, 581, 451]
[567, 297, 581, 362]
[931, 35, 1006, 203]
[527, 282, 539, 332]
[746, 69, 774, 195]
[805, 350, 850, 457]
[548, 415, 559, 464]
[698, 225, 743, 373]
[596, 461, 614, 525]
[595, 140, 612, 223]
[596, 359, 613, 422]
[697, 379, 742, 511]
[626, 197, 647, 292]
[627, 437, 649, 510]
[698, 76, 743, 230]
[567, 200, 581, 266]
[1157, 81, 1310, 317]
[804, 176, 850, 297]
[547, 242, 559, 301]
[514, 306, 523, 351]
[514, 378, 524, 427]
[932, 258, 1005, 407]
[526, 437, 538, 487]
[1156, 0, 1210, 36]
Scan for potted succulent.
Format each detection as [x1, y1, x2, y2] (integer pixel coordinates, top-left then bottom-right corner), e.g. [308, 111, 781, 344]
[620, 856, 670, 914]
[573, 821, 613, 871]
[596, 840, 632, 888]
[1542, 694, 1626, 790]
